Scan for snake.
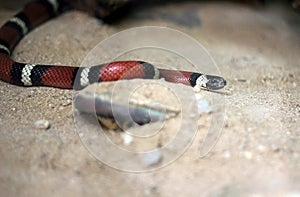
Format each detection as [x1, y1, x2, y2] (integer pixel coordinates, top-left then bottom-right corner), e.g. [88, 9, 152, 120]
[0, 0, 226, 127]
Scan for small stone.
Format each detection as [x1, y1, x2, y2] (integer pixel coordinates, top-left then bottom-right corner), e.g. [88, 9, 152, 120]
[223, 150, 231, 158]
[293, 82, 297, 88]
[246, 127, 253, 132]
[61, 99, 72, 106]
[92, 18, 103, 25]
[197, 99, 212, 114]
[144, 150, 162, 166]
[78, 132, 84, 137]
[121, 133, 133, 145]
[235, 78, 247, 82]
[257, 145, 267, 152]
[34, 120, 50, 130]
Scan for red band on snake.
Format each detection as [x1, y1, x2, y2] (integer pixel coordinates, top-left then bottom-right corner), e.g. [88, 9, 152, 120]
[0, 0, 226, 91]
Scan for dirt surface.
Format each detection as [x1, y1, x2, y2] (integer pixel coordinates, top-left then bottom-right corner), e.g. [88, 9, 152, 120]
[0, 1, 299, 196]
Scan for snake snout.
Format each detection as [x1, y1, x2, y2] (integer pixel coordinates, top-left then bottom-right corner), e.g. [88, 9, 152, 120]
[206, 75, 227, 90]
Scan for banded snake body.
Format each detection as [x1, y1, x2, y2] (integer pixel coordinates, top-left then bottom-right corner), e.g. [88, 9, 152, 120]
[0, 0, 226, 126]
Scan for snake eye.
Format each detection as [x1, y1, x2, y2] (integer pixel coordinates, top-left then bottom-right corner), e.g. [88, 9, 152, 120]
[205, 75, 227, 90]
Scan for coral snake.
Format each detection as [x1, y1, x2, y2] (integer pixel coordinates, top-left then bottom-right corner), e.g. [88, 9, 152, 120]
[0, 0, 226, 126]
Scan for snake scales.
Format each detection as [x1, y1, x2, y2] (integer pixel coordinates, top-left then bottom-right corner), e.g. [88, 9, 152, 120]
[0, 0, 227, 127]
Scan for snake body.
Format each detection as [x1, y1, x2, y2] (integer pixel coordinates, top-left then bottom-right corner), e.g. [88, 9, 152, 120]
[0, 0, 226, 91]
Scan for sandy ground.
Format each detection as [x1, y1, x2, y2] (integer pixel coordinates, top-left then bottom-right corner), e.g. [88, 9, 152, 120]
[0, 1, 299, 196]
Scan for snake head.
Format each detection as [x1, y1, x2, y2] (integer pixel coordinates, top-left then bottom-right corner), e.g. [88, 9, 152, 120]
[206, 75, 227, 90]
[196, 74, 226, 90]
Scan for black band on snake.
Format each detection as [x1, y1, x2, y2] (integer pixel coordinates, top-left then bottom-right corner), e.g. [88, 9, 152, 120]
[0, 0, 227, 127]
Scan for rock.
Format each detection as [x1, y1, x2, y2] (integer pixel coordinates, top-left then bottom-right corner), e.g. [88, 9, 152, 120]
[34, 120, 50, 130]
[144, 150, 162, 166]
[121, 133, 133, 145]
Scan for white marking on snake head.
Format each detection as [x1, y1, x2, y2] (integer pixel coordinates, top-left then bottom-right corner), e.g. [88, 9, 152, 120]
[196, 74, 209, 88]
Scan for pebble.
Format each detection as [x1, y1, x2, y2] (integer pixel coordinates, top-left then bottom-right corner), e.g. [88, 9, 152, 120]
[92, 18, 103, 25]
[78, 132, 84, 137]
[235, 78, 247, 82]
[144, 150, 162, 166]
[121, 133, 133, 145]
[34, 120, 50, 130]
[61, 99, 72, 106]
[197, 99, 212, 114]
[257, 145, 267, 152]
[223, 150, 231, 158]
